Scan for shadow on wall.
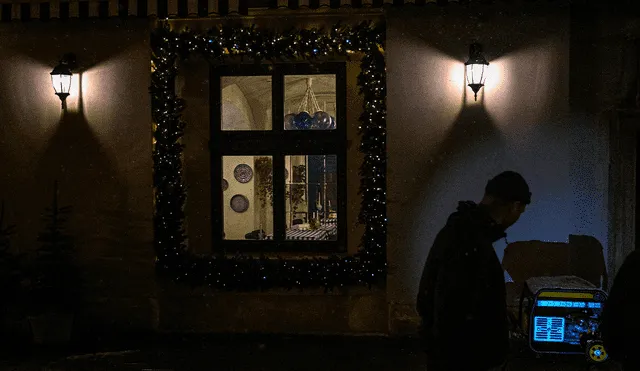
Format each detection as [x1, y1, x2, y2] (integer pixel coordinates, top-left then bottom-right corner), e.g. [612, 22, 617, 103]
[0, 20, 153, 257]
[386, 8, 575, 309]
[405, 101, 506, 225]
[34, 73, 130, 259]
[0, 21, 159, 339]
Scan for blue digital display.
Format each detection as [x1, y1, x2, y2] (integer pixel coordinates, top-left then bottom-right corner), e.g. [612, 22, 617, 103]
[534, 316, 565, 342]
[537, 300, 602, 309]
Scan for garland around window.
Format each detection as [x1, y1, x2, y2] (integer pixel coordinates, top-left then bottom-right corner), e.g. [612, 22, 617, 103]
[150, 21, 387, 291]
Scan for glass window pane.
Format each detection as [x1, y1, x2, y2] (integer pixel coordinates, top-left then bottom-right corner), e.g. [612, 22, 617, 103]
[221, 76, 272, 131]
[284, 75, 337, 130]
[284, 155, 337, 241]
[223, 156, 273, 240]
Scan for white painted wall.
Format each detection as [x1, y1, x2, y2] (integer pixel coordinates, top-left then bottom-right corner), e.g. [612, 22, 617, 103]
[385, 7, 609, 332]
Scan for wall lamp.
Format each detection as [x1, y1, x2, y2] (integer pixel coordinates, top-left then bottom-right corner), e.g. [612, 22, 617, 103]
[50, 53, 77, 109]
[465, 43, 489, 101]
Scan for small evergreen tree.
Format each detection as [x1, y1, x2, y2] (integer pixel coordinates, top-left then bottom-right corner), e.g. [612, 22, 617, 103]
[0, 200, 20, 315]
[30, 181, 79, 314]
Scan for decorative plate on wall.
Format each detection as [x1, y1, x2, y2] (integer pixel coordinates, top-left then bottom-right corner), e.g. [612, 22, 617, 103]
[222, 179, 229, 191]
[234, 164, 253, 183]
[230, 194, 250, 213]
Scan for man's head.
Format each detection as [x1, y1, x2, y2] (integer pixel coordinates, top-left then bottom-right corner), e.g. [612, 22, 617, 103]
[480, 171, 531, 229]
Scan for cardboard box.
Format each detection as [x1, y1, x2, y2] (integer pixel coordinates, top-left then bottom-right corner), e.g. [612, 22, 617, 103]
[502, 235, 608, 311]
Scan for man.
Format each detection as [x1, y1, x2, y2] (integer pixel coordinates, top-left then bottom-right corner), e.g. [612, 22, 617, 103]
[600, 249, 640, 370]
[417, 171, 531, 371]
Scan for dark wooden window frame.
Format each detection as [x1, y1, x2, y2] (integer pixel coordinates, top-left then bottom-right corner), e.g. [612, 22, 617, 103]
[210, 62, 348, 254]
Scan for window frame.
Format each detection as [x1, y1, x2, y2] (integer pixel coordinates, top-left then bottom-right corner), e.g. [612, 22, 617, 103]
[209, 62, 348, 253]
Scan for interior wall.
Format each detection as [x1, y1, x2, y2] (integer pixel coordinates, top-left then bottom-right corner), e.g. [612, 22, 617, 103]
[385, 5, 609, 334]
[0, 19, 156, 334]
[222, 155, 257, 240]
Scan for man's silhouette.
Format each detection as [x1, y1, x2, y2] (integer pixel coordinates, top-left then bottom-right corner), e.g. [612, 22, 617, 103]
[600, 249, 640, 370]
[417, 171, 531, 371]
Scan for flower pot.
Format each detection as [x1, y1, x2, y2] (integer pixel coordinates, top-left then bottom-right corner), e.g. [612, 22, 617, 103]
[28, 312, 74, 345]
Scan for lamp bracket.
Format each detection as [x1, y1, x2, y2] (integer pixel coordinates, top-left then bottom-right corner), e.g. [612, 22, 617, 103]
[60, 53, 77, 70]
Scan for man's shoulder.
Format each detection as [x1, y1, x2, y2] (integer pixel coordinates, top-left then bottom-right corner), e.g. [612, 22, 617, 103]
[431, 217, 477, 259]
[442, 210, 480, 240]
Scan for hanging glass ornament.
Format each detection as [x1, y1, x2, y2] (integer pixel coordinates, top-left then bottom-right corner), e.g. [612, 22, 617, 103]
[284, 113, 296, 130]
[294, 112, 313, 129]
[312, 111, 332, 130]
[285, 77, 336, 130]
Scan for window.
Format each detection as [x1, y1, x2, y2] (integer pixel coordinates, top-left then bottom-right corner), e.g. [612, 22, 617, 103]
[210, 63, 347, 253]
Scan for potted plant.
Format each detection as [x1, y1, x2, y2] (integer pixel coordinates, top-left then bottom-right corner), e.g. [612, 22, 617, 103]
[27, 181, 81, 345]
[289, 165, 306, 212]
[254, 157, 274, 208]
[254, 158, 307, 211]
[254, 159, 307, 230]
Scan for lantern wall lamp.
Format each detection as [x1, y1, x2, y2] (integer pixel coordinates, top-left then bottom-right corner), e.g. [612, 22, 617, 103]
[464, 43, 489, 101]
[50, 53, 77, 109]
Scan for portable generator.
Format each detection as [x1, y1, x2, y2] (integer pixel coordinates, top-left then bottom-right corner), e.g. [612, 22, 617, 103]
[518, 276, 608, 363]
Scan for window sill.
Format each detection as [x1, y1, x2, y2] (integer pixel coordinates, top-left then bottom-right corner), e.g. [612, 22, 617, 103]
[224, 251, 349, 260]
[162, 280, 385, 297]
[211, 240, 346, 254]
[192, 251, 350, 260]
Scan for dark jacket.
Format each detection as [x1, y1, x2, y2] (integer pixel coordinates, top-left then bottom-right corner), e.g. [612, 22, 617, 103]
[600, 249, 640, 367]
[417, 201, 510, 369]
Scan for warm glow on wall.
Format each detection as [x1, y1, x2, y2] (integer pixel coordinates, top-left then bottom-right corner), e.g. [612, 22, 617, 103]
[0, 54, 64, 136]
[81, 60, 125, 137]
[80, 49, 151, 147]
[484, 41, 565, 131]
[448, 60, 467, 94]
[483, 57, 507, 94]
[425, 53, 465, 119]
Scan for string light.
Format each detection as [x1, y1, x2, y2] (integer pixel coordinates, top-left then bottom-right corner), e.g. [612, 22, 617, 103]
[151, 21, 387, 291]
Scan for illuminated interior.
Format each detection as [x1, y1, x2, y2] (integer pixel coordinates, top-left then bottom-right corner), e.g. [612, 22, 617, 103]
[221, 74, 339, 241]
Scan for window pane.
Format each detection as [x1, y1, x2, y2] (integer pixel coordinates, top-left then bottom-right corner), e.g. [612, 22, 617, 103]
[283, 155, 337, 241]
[221, 76, 272, 131]
[223, 156, 273, 240]
[284, 75, 337, 130]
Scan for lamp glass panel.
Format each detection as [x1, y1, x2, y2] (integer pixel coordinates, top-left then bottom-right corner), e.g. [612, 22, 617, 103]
[51, 74, 72, 95]
[466, 63, 487, 85]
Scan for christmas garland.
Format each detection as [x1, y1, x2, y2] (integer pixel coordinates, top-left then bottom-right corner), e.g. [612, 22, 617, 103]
[150, 21, 387, 291]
